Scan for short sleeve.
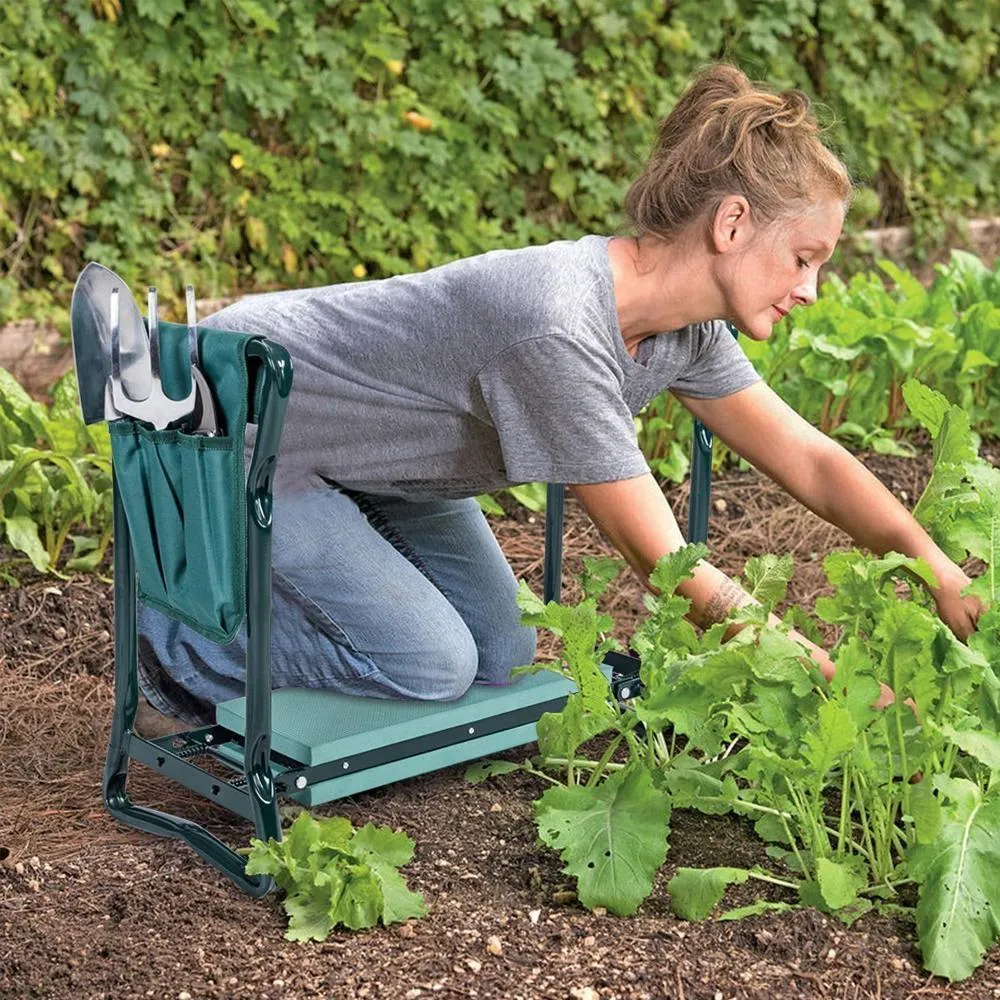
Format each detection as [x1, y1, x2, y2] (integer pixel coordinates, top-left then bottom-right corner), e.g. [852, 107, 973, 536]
[668, 321, 761, 399]
[475, 333, 648, 485]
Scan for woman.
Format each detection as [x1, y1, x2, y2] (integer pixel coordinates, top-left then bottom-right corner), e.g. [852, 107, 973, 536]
[138, 64, 984, 727]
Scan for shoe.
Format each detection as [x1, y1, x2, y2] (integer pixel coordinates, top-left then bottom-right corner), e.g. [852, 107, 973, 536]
[134, 696, 189, 738]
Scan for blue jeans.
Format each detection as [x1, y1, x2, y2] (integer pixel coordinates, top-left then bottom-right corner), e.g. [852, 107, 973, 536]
[137, 480, 538, 725]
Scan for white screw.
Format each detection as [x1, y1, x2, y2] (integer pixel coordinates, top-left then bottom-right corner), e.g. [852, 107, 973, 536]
[204, 733, 214, 744]
[468, 727, 476, 735]
[620, 687, 631, 700]
[342, 762, 350, 770]
[294, 776, 307, 790]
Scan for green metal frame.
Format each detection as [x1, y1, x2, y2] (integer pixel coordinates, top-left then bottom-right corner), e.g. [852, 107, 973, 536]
[103, 338, 292, 896]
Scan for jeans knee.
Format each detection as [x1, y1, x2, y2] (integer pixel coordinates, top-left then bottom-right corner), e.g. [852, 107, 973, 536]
[409, 627, 479, 701]
[476, 624, 538, 685]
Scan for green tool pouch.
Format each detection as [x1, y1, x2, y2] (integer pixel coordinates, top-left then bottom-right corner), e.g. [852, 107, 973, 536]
[109, 321, 256, 643]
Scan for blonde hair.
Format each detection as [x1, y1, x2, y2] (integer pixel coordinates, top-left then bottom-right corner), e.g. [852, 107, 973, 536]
[624, 64, 851, 239]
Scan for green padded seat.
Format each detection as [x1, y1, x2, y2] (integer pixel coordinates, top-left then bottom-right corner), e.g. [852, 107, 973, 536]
[214, 669, 577, 805]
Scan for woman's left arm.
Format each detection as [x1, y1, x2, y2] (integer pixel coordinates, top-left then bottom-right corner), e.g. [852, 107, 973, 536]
[675, 381, 986, 640]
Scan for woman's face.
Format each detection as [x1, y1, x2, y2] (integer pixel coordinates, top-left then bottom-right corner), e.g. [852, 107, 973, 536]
[720, 197, 845, 342]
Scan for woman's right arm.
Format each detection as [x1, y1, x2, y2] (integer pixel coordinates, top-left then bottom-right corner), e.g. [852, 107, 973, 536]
[568, 473, 836, 680]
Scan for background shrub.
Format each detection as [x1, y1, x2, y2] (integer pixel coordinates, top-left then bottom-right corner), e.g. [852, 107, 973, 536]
[1, 0, 998, 325]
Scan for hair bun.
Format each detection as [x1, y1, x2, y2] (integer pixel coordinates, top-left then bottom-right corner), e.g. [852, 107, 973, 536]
[624, 63, 851, 239]
[773, 89, 810, 129]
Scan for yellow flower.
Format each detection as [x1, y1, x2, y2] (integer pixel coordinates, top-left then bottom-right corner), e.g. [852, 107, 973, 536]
[151, 142, 171, 159]
[352, 264, 367, 279]
[403, 111, 433, 131]
[230, 153, 245, 171]
[386, 59, 405, 76]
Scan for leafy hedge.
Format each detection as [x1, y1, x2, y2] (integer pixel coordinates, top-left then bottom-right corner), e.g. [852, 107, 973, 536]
[1, 0, 998, 325]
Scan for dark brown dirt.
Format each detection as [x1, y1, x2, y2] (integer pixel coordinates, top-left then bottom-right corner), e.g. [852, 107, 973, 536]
[3, 452, 1000, 1000]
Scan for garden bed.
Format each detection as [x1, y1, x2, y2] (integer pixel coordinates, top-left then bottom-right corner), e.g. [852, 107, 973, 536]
[2, 454, 1000, 1000]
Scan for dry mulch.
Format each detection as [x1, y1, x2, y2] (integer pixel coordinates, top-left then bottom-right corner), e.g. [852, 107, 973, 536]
[4, 452, 1000, 1000]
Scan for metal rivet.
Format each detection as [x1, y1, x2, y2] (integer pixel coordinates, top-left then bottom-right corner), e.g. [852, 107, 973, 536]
[295, 776, 307, 790]
[620, 687, 631, 701]
[204, 733, 214, 744]
[468, 727, 475, 735]
[342, 762, 350, 770]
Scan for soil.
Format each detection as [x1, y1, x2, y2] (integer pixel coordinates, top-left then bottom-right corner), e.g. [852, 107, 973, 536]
[4, 451, 1000, 1000]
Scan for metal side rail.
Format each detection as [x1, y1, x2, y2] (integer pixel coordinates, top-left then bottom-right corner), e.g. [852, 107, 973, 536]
[102, 338, 292, 897]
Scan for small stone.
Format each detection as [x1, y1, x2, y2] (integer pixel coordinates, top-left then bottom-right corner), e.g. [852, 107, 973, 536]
[399, 922, 416, 938]
[826, 948, 836, 961]
[713, 498, 728, 513]
[228, 978, 238, 986]
[592, 907, 607, 917]
[466, 958, 482, 973]
[273, 979, 284, 988]
[485, 935, 503, 956]
[53, 626, 67, 640]
[490, 802, 502, 813]
[29, 856, 40, 869]
[14, 863, 24, 876]
[570, 989, 600, 1000]
[178, 993, 192, 1000]
[583, 935, 596, 947]
[528, 909, 541, 925]
[714, 992, 724, 1000]
[405, 990, 422, 999]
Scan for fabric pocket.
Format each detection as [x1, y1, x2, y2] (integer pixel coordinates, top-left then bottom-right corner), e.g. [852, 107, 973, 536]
[110, 422, 246, 643]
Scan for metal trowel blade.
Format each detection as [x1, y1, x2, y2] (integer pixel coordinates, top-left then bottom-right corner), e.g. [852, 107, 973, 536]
[70, 262, 151, 424]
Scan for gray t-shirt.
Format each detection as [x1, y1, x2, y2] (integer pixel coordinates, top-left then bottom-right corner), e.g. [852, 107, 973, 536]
[203, 235, 760, 499]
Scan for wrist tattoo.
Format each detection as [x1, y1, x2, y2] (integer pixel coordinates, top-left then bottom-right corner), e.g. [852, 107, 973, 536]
[699, 578, 751, 629]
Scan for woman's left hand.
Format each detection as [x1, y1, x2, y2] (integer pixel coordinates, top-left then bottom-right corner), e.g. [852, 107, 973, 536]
[931, 567, 987, 641]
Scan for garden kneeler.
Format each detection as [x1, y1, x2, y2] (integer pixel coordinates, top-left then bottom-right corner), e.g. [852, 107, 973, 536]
[88, 291, 583, 894]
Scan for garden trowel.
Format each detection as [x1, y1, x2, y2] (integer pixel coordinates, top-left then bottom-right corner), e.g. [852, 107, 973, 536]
[70, 261, 151, 424]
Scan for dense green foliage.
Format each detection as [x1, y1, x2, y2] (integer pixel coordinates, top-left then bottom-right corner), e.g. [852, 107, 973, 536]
[475, 380, 1000, 981]
[245, 810, 426, 940]
[2, 0, 998, 325]
[0, 368, 109, 578]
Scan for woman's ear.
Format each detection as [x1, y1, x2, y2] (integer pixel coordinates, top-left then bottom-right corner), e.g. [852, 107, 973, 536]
[711, 196, 754, 254]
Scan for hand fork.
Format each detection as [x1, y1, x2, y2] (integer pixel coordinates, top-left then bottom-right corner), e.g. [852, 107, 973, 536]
[109, 286, 197, 430]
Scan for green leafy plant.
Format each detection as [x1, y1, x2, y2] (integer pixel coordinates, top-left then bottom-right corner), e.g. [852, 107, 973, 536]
[474, 379, 1000, 981]
[245, 811, 426, 941]
[0, 368, 111, 575]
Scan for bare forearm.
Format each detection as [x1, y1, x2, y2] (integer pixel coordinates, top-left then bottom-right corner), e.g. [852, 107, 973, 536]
[811, 445, 958, 586]
[569, 475, 831, 674]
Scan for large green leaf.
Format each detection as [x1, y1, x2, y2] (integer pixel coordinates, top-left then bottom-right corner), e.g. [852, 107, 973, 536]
[800, 700, 857, 778]
[350, 824, 426, 925]
[535, 765, 670, 915]
[742, 554, 794, 612]
[3, 515, 49, 571]
[902, 378, 951, 439]
[815, 857, 867, 911]
[668, 867, 750, 920]
[912, 784, 1000, 981]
